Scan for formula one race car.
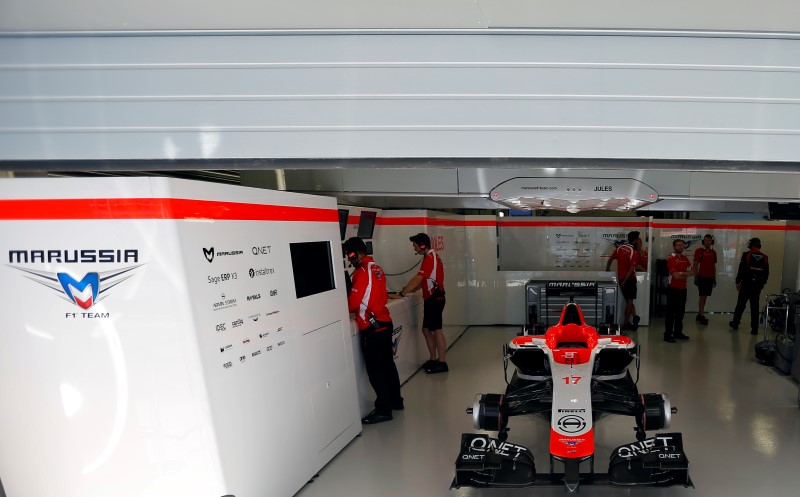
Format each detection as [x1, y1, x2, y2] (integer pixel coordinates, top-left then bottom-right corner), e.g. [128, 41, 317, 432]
[453, 300, 692, 492]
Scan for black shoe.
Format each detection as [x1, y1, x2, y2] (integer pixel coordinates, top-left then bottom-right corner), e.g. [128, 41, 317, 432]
[633, 315, 641, 325]
[361, 410, 393, 424]
[621, 323, 634, 331]
[424, 360, 442, 373]
[729, 321, 739, 331]
[674, 333, 690, 340]
[696, 315, 709, 325]
[426, 361, 449, 374]
[392, 399, 405, 411]
[663, 336, 676, 343]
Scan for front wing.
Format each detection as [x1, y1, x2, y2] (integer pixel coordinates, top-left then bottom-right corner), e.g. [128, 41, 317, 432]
[452, 432, 692, 491]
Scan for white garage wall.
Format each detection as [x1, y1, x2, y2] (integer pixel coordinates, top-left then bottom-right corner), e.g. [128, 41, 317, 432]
[3, 31, 800, 162]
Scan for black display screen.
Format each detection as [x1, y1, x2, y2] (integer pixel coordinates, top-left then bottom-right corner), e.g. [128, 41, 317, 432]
[356, 211, 377, 239]
[290, 241, 336, 299]
[338, 208, 349, 240]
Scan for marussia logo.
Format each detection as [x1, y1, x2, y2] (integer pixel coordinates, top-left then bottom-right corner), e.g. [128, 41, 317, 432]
[10, 264, 143, 309]
[203, 247, 243, 263]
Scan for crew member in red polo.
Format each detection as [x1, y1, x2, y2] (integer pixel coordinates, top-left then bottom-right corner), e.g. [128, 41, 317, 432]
[692, 234, 717, 325]
[400, 232, 448, 374]
[344, 237, 403, 424]
[664, 239, 695, 343]
[606, 231, 641, 330]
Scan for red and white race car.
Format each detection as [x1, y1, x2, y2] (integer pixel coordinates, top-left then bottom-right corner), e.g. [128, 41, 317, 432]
[453, 300, 692, 492]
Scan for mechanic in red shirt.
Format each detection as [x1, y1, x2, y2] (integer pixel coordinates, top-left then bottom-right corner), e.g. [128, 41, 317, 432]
[692, 234, 717, 325]
[344, 237, 403, 424]
[400, 233, 448, 374]
[606, 231, 641, 330]
[664, 239, 695, 343]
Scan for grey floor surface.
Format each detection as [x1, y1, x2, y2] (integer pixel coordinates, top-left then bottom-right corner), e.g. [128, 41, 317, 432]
[296, 316, 800, 497]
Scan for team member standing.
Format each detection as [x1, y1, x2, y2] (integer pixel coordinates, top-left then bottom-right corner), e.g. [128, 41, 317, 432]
[344, 237, 403, 424]
[730, 238, 769, 335]
[692, 234, 718, 325]
[606, 231, 641, 330]
[400, 233, 448, 374]
[664, 239, 694, 343]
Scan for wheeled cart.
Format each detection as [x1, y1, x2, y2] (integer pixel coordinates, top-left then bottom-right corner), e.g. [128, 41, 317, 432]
[761, 293, 796, 375]
[763, 293, 790, 340]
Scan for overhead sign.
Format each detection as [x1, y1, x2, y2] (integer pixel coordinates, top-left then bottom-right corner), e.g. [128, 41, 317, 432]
[490, 177, 659, 212]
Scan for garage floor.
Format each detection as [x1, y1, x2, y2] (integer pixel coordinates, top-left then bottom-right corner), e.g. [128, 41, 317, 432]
[296, 316, 800, 497]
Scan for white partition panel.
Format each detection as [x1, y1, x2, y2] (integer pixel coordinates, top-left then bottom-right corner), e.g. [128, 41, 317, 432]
[0, 178, 360, 497]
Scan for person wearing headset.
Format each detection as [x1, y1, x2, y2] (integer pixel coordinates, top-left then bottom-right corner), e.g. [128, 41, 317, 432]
[730, 238, 769, 335]
[399, 233, 448, 374]
[344, 237, 403, 424]
[692, 234, 717, 325]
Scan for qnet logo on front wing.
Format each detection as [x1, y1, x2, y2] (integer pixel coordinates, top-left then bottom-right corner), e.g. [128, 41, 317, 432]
[7, 248, 142, 315]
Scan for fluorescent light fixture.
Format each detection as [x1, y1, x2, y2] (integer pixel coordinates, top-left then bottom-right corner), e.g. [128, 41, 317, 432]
[489, 177, 659, 212]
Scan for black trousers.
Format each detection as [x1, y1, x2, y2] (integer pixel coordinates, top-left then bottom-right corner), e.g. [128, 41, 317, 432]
[665, 287, 687, 338]
[360, 321, 402, 415]
[732, 285, 762, 334]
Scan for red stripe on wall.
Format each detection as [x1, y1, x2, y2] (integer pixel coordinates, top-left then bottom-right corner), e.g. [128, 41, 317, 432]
[499, 221, 649, 228]
[651, 222, 787, 231]
[377, 217, 496, 227]
[0, 198, 338, 222]
[347, 215, 360, 225]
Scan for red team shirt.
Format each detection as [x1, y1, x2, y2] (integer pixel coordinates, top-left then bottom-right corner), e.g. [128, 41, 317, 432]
[693, 247, 717, 278]
[613, 244, 640, 282]
[418, 250, 445, 300]
[667, 252, 693, 289]
[348, 256, 391, 330]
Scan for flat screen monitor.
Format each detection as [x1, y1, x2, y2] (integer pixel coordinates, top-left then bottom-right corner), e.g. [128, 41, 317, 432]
[338, 208, 349, 240]
[289, 241, 335, 299]
[365, 240, 373, 255]
[356, 211, 377, 239]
